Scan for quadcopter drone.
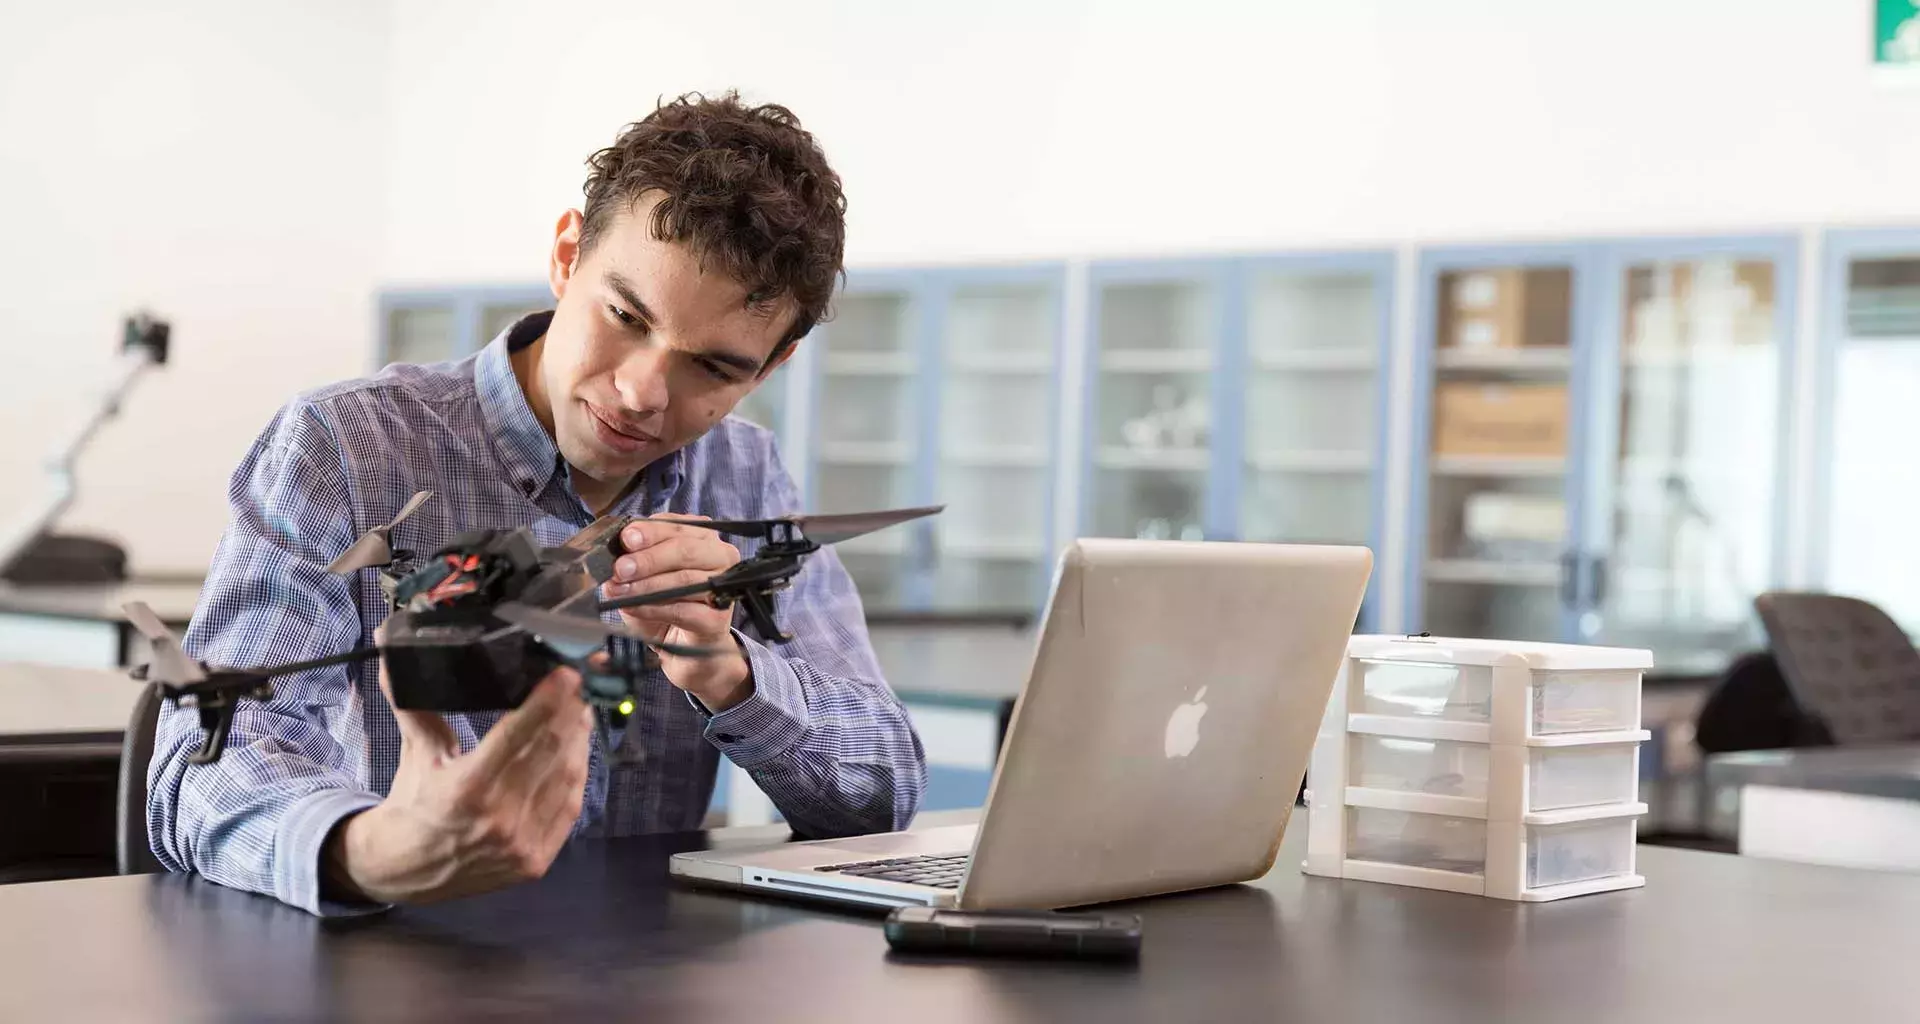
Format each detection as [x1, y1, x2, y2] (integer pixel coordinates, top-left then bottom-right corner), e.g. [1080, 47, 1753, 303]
[128, 496, 942, 763]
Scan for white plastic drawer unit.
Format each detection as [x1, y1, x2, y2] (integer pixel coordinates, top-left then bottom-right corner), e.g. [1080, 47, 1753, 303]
[1347, 735, 1641, 812]
[1327, 800, 1645, 901]
[1346, 806, 1489, 876]
[1346, 636, 1649, 744]
[1305, 634, 1653, 902]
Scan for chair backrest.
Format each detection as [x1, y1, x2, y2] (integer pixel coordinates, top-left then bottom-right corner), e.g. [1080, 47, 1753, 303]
[116, 683, 164, 875]
[1694, 649, 1835, 754]
[1753, 591, 1920, 746]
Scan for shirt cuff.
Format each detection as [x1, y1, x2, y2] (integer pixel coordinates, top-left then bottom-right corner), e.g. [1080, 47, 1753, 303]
[692, 628, 809, 769]
[273, 787, 390, 918]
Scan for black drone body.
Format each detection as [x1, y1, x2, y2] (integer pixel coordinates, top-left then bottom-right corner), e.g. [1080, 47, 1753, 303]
[377, 514, 651, 717]
[125, 494, 942, 763]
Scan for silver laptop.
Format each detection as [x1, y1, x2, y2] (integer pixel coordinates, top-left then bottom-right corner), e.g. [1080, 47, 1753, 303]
[669, 537, 1372, 911]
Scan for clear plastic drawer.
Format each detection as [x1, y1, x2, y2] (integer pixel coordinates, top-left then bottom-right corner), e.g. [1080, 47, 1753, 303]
[1532, 669, 1641, 734]
[1529, 744, 1638, 811]
[1346, 807, 1487, 876]
[1357, 659, 1493, 723]
[1527, 818, 1635, 889]
[1350, 735, 1490, 799]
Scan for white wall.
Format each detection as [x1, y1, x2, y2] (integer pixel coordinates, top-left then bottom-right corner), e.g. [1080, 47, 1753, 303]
[0, 2, 388, 574]
[380, 0, 1920, 284]
[5, 0, 1916, 575]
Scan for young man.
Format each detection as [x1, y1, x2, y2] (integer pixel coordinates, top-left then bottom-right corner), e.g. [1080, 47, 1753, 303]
[148, 93, 927, 915]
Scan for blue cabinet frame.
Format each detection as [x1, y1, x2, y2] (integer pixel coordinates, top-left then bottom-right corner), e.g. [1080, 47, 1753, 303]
[807, 264, 1068, 612]
[1405, 242, 1603, 641]
[1580, 234, 1801, 646]
[1807, 227, 1920, 589]
[1082, 253, 1395, 632]
[375, 284, 555, 366]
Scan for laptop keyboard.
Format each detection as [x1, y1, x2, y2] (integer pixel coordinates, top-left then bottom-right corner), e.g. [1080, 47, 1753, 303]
[816, 852, 970, 889]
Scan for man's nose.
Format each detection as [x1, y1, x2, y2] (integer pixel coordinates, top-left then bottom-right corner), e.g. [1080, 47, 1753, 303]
[612, 344, 671, 416]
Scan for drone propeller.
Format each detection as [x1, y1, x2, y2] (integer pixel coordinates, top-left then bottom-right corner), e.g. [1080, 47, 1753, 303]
[326, 489, 434, 574]
[686, 504, 944, 545]
[493, 601, 719, 660]
[123, 601, 206, 686]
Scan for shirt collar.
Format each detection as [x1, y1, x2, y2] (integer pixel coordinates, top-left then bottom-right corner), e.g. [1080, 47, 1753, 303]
[475, 310, 688, 516]
[475, 311, 566, 501]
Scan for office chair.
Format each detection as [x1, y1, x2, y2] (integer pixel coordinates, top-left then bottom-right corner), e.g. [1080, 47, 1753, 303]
[116, 683, 164, 875]
[1751, 591, 1920, 747]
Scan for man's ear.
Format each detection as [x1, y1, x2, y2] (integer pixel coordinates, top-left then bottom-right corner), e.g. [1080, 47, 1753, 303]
[548, 209, 585, 300]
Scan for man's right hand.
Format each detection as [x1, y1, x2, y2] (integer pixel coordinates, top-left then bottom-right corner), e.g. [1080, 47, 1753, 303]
[322, 651, 593, 905]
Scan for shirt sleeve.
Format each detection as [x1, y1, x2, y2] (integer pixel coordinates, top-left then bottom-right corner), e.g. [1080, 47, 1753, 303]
[695, 435, 928, 837]
[146, 399, 388, 917]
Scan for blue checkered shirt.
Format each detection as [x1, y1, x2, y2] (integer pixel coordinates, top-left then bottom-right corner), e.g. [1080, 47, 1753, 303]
[148, 312, 927, 915]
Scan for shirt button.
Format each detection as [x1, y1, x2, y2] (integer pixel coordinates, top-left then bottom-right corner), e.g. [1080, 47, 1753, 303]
[520, 479, 536, 495]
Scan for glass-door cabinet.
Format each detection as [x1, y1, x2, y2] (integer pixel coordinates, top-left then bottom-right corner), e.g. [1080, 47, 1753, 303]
[806, 266, 1065, 615]
[1813, 229, 1920, 635]
[1082, 261, 1229, 543]
[1237, 254, 1394, 627]
[1084, 254, 1393, 630]
[1578, 237, 1799, 672]
[1408, 245, 1594, 643]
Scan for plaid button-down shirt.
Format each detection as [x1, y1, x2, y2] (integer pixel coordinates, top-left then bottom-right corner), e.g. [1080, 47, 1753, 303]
[148, 311, 926, 915]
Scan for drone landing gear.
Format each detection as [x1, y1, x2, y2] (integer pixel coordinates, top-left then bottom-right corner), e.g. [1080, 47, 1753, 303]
[189, 699, 240, 765]
[736, 588, 791, 644]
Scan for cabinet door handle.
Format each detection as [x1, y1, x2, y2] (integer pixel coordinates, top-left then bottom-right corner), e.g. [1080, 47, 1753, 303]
[1560, 551, 1580, 608]
[1587, 554, 1609, 609]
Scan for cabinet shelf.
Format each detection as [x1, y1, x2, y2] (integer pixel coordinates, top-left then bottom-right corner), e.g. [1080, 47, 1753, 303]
[948, 352, 1053, 374]
[823, 352, 915, 375]
[1246, 450, 1372, 473]
[1436, 348, 1572, 372]
[940, 537, 1047, 559]
[819, 442, 913, 465]
[1431, 455, 1567, 478]
[1099, 350, 1212, 373]
[1425, 559, 1562, 587]
[942, 445, 1050, 468]
[1095, 446, 1211, 472]
[1251, 350, 1378, 372]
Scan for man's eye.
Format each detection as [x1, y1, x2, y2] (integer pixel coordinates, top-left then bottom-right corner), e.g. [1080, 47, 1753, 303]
[608, 304, 637, 326]
[696, 358, 738, 383]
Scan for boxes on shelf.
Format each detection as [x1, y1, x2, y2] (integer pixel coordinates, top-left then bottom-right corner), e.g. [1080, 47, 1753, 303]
[1439, 268, 1572, 350]
[1432, 382, 1568, 457]
[1460, 492, 1566, 561]
[1304, 634, 1654, 902]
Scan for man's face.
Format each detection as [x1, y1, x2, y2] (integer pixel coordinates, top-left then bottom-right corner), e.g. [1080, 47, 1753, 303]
[532, 198, 795, 495]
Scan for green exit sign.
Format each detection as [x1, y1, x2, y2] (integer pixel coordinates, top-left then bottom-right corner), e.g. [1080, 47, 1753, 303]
[1880, 0, 1920, 66]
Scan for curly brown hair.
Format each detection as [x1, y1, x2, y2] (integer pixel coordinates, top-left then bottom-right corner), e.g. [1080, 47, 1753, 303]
[579, 91, 846, 372]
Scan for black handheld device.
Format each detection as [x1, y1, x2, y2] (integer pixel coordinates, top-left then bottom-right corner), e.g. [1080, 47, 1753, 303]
[883, 907, 1142, 962]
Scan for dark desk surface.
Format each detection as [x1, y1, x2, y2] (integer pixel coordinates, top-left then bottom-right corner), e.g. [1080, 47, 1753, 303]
[4, 811, 1918, 1022]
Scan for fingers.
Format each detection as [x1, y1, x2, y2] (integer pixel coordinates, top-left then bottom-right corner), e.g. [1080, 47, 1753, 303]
[520, 722, 591, 857]
[376, 622, 461, 759]
[602, 568, 719, 603]
[613, 533, 737, 585]
[618, 514, 710, 554]
[467, 665, 586, 786]
[615, 601, 731, 637]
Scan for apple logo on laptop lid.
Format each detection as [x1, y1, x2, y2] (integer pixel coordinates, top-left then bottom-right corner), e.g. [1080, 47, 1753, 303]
[1164, 686, 1209, 759]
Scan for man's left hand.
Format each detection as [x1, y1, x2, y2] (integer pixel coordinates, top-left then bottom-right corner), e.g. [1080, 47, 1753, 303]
[603, 516, 753, 712]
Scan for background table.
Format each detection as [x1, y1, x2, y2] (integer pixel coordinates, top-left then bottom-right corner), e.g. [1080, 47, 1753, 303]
[2, 809, 1917, 1022]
